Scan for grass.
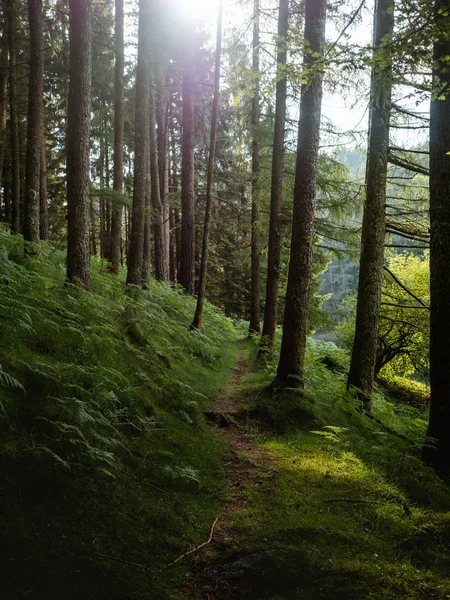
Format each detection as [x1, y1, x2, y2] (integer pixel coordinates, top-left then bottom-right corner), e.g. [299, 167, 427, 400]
[0, 226, 238, 599]
[192, 334, 450, 599]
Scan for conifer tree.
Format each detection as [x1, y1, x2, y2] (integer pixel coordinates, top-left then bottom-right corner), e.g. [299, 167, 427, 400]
[4, 0, 20, 233]
[39, 142, 48, 239]
[347, 0, 395, 411]
[249, 0, 261, 334]
[24, 0, 44, 247]
[110, 0, 124, 274]
[422, 0, 450, 479]
[179, 31, 196, 295]
[150, 65, 165, 281]
[127, 0, 151, 286]
[274, 0, 326, 388]
[191, 1, 223, 330]
[156, 66, 170, 280]
[66, 0, 92, 288]
[260, 0, 289, 350]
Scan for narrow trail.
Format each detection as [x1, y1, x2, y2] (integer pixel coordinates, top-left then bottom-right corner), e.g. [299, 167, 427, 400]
[183, 341, 277, 599]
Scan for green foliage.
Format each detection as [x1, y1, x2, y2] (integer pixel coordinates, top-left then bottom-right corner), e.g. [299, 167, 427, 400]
[0, 225, 238, 599]
[379, 252, 429, 379]
[336, 252, 430, 387]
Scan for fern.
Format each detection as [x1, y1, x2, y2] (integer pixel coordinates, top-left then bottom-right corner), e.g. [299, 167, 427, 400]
[0, 364, 25, 393]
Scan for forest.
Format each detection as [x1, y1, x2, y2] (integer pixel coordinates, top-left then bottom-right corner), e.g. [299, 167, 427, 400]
[1, 0, 450, 597]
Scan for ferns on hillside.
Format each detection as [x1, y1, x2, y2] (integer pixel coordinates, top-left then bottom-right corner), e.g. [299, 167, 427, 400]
[0, 224, 235, 477]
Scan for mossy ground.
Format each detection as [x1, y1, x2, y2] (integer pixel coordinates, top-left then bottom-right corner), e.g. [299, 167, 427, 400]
[0, 226, 238, 599]
[181, 336, 450, 600]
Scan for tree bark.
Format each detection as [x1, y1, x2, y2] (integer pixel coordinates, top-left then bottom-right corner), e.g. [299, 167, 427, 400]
[422, 0, 450, 479]
[163, 154, 170, 274]
[169, 205, 176, 282]
[39, 142, 49, 239]
[99, 124, 106, 258]
[110, 0, 124, 273]
[347, 0, 394, 411]
[274, 0, 326, 388]
[170, 122, 180, 282]
[5, 0, 20, 233]
[104, 125, 111, 259]
[260, 0, 289, 349]
[179, 44, 196, 294]
[142, 147, 152, 287]
[191, 1, 223, 330]
[90, 194, 97, 256]
[249, 0, 261, 335]
[126, 0, 151, 286]
[156, 68, 170, 280]
[150, 65, 165, 281]
[3, 168, 11, 223]
[66, 0, 92, 289]
[0, 71, 8, 202]
[175, 208, 181, 280]
[24, 0, 44, 247]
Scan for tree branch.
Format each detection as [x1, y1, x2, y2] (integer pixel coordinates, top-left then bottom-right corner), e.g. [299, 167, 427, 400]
[383, 265, 429, 309]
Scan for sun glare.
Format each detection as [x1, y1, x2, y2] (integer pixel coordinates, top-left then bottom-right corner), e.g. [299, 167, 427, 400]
[176, 0, 220, 22]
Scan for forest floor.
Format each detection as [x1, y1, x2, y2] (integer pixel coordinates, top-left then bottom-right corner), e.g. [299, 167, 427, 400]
[181, 341, 279, 599]
[2, 224, 449, 600]
[178, 338, 450, 600]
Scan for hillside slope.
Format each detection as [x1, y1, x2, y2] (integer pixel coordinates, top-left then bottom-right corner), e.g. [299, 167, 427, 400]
[0, 226, 238, 599]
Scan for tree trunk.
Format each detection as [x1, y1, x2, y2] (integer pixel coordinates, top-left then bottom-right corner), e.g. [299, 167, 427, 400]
[169, 205, 176, 282]
[422, 0, 450, 479]
[19, 131, 25, 233]
[90, 194, 97, 256]
[5, 0, 20, 233]
[179, 47, 196, 294]
[0, 72, 8, 200]
[150, 65, 165, 281]
[191, 1, 223, 330]
[249, 0, 261, 335]
[163, 154, 170, 274]
[260, 0, 289, 349]
[124, 205, 128, 259]
[274, 0, 326, 388]
[175, 208, 181, 280]
[142, 148, 152, 287]
[156, 68, 170, 279]
[104, 126, 111, 259]
[99, 125, 106, 258]
[170, 124, 180, 282]
[24, 0, 44, 247]
[126, 0, 151, 286]
[100, 196, 105, 258]
[66, 0, 92, 289]
[347, 0, 394, 411]
[4, 169, 11, 223]
[110, 0, 124, 274]
[39, 142, 49, 239]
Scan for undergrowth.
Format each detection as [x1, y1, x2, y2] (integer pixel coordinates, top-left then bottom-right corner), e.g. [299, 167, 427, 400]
[0, 226, 238, 599]
[207, 334, 450, 599]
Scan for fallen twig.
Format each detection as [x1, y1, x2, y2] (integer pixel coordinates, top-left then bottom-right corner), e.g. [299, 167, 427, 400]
[167, 518, 219, 567]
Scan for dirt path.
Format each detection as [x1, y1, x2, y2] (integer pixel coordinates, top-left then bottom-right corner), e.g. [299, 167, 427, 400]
[182, 343, 277, 599]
